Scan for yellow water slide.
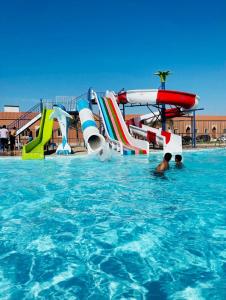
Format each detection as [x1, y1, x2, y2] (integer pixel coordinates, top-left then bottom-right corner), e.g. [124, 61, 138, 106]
[22, 109, 53, 160]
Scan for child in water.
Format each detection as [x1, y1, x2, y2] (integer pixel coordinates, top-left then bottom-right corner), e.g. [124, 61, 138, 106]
[155, 152, 172, 173]
[175, 154, 183, 168]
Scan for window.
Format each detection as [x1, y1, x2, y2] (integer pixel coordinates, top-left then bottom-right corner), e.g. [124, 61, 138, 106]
[21, 129, 30, 136]
[186, 126, 191, 136]
[57, 128, 62, 137]
[21, 130, 27, 137]
[35, 126, 40, 137]
[212, 126, 217, 138]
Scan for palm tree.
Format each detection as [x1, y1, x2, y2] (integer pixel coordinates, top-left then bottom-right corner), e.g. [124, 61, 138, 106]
[154, 70, 172, 131]
[154, 70, 171, 89]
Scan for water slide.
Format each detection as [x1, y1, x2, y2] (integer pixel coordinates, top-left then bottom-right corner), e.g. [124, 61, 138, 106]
[77, 98, 107, 156]
[130, 125, 182, 154]
[129, 110, 182, 154]
[117, 89, 199, 109]
[22, 108, 54, 160]
[118, 89, 199, 154]
[96, 91, 149, 155]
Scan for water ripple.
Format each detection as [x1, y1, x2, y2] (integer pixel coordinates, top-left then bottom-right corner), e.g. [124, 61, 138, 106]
[0, 150, 226, 299]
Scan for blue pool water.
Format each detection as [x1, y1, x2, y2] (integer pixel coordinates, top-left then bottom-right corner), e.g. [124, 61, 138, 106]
[0, 149, 226, 299]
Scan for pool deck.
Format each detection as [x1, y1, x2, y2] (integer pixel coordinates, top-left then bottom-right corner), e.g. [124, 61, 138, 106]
[0, 146, 87, 157]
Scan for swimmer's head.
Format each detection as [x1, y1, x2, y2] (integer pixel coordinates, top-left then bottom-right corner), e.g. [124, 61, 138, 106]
[164, 153, 172, 162]
[175, 154, 182, 162]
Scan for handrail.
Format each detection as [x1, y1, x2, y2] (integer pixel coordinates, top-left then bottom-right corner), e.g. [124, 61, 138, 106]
[7, 91, 92, 133]
[7, 103, 41, 130]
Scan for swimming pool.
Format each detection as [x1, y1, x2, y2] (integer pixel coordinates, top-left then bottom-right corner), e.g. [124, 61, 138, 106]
[0, 149, 226, 299]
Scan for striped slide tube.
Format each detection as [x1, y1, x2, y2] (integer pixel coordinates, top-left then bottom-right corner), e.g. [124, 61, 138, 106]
[98, 96, 146, 155]
[77, 99, 106, 154]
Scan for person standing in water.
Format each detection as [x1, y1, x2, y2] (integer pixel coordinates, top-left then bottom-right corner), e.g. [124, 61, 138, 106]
[175, 154, 183, 168]
[155, 152, 172, 173]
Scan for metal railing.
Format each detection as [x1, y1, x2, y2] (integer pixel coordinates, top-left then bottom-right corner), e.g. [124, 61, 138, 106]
[6, 93, 89, 132]
[178, 132, 223, 145]
[42, 93, 88, 112]
[7, 103, 41, 130]
[6, 90, 106, 141]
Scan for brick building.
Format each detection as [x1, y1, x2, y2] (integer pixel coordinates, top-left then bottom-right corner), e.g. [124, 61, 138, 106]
[1, 111, 226, 147]
[0, 111, 84, 147]
[172, 116, 226, 138]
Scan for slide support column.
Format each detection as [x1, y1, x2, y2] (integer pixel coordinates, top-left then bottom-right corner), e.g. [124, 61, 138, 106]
[161, 81, 166, 131]
[40, 99, 43, 113]
[192, 110, 196, 148]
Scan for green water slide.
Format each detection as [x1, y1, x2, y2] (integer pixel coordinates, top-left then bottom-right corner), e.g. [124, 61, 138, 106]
[22, 109, 54, 160]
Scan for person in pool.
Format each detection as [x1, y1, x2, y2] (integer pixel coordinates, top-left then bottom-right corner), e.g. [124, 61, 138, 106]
[155, 152, 172, 173]
[175, 154, 183, 168]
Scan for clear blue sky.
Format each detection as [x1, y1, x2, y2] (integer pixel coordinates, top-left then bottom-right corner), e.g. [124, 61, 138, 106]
[0, 0, 226, 114]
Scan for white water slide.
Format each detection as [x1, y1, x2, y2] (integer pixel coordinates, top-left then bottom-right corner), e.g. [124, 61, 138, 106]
[130, 124, 182, 154]
[95, 91, 149, 155]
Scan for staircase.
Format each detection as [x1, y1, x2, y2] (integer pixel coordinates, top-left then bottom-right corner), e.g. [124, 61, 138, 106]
[7, 103, 41, 136]
[6, 93, 90, 137]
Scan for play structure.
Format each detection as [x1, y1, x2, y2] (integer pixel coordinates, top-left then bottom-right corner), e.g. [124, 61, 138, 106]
[20, 82, 200, 160]
[22, 100, 107, 160]
[117, 89, 199, 155]
[22, 105, 73, 159]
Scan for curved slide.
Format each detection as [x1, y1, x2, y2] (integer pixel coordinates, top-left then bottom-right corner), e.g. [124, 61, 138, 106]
[118, 89, 199, 155]
[96, 91, 149, 155]
[22, 108, 54, 160]
[118, 89, 199, 110]
[77, 98, 107, 155]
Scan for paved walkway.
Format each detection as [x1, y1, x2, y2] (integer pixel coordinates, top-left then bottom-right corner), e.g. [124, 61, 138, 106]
[0, 146, 87, 157]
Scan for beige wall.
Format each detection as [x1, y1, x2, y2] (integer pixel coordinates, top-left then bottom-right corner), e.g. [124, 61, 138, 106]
[2, 112, 226, 144]
[0, 113, 84, 146]
[173, 118, 226, 137]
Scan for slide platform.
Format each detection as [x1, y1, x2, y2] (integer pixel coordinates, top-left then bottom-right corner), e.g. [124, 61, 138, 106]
[118, 88, 199, 155]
